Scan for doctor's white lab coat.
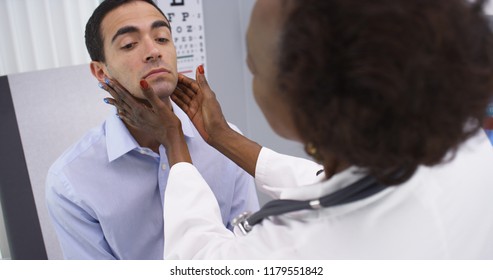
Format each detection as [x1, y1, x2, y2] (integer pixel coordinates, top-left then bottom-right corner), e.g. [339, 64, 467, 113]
[164, 131, 493, 259]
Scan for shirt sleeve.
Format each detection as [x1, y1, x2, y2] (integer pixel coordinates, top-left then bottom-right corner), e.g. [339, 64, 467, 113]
[45, 171, 116, 259]
[164, 162, 236, 259]
[254, 147, 325, 199]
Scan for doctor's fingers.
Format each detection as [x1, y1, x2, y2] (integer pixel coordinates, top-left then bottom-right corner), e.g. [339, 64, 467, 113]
[178, 73, 201, 94]
[194, 65, 220, 104]
[195, 65, 211, 93]
[113, 97, 156, 129]
[103, 96, 133, 116]
[140, 79, 166, 111]
[171, 87, 191, 112]
[100, 82, 132, 113]
[176, 83, 195, 102]
[101, 78, 138, 113]
[102, 97, 136, 127]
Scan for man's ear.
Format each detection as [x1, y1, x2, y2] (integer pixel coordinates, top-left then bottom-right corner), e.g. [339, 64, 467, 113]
[90, 61, 108, 83]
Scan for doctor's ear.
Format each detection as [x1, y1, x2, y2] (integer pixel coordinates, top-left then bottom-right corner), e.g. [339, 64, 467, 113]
[90, 61, 109, 84]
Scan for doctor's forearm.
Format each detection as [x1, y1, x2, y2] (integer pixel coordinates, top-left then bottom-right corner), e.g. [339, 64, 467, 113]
[209, 128, 262, 177]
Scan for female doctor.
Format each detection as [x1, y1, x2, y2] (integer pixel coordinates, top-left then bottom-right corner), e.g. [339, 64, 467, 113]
[103, 0, 493, 258]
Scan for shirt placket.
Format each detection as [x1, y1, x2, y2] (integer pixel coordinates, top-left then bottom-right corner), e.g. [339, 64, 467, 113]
[136, 147, 168, 206]
[157, 145, 170, 207]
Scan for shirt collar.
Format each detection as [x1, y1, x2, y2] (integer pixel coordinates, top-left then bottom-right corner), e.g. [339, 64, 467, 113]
[106, 101, 195, 162]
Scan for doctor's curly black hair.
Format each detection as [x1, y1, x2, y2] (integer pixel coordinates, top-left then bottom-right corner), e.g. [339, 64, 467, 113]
[279, 0, 493, 184]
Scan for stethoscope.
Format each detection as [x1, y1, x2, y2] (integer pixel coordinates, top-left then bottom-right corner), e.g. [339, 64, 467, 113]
[232, 171, 388, 235]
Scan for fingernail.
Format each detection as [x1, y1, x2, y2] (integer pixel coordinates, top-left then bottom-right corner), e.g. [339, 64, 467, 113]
[198, 64, 204, 74]
[103, 98, 109, 104]
[140, 79, 149, 90]
[104, 77, 110, 85]
[98, 82, 104, 89]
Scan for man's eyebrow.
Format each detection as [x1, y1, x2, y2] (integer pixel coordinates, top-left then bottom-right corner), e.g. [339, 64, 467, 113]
[151, 20, 171, 31]
[111, 26, 139, 43]
[111, 20, 171, 44]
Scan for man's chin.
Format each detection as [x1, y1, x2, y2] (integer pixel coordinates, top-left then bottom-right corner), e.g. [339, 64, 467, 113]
[149, 83, 176, 97]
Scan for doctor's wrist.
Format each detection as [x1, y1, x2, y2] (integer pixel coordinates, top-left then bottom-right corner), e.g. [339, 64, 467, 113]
[162, 129, 192, 166]
[207, 125, 236, 148]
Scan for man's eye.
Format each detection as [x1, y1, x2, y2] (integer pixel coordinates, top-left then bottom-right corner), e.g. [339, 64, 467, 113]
[156, 38, 169, 43]
[121, 43, 136, 50]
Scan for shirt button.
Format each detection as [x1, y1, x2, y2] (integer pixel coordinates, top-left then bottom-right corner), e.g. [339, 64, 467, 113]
[161, 164, 167, 171]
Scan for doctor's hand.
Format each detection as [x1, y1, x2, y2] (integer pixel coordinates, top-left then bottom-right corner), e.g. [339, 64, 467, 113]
[172, 65, 262, 177]
[172, 65, 231, 145]
[101, 77, 192, 165]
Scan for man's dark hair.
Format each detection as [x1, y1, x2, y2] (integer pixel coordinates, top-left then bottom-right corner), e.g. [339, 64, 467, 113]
[85, 0, 168, 62]
[279, 0, 493, 184]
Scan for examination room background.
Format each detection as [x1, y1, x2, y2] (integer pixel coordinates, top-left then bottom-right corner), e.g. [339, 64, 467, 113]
[2, 0, 493, 260]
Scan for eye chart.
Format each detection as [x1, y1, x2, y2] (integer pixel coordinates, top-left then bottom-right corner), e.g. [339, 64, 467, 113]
[156, 0, 207, 78]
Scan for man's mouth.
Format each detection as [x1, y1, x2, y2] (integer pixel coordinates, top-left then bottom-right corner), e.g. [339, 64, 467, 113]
[143, 68, 171, 79]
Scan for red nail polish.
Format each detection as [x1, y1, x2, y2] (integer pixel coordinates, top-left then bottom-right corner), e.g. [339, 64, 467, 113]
[140, 79, 149, 89]
[198, 65, 204, 74]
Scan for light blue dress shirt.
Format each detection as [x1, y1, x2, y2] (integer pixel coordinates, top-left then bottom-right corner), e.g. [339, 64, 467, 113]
[46, 103, 259, 259]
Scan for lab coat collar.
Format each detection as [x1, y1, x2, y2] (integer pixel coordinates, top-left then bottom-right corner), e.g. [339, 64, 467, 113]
[280, 166, 368, 201]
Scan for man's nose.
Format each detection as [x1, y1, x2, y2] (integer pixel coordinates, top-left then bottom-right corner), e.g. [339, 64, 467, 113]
[144, 38, 162, 62]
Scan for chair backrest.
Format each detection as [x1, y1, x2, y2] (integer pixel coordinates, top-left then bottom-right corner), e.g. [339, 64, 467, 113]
[0, 65, 112, 259]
